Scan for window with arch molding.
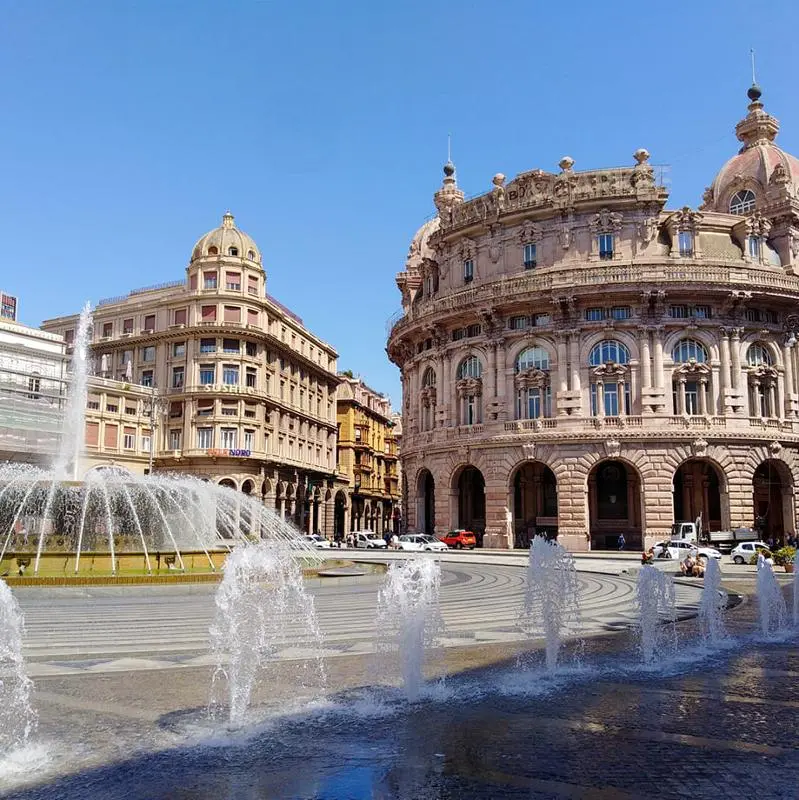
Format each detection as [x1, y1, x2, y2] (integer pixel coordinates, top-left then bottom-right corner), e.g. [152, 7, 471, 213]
[247, 250, 255, 260]
[228, 246, 239, 256]
[515, 346, 550, 371]
[729, 190, 756, 215]
[673, 339, 707, 363]
[747, 342, 773, 366]
[207, 246, 218, 255]
[588, 340, 629, 366]
[422, 367, 437, 386]
[456, 356, 482, 380]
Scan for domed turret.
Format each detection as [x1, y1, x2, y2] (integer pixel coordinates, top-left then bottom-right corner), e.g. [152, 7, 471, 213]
[702, 85, 799, 214]
[190, 212, 262, 266]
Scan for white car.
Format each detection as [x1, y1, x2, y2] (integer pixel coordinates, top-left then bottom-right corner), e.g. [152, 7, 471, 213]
[730, 540, 770, 565]
[303, 534, 331, 549]
[653, 539, 722, 561]
[397, 534, 448, 552]
[354, 531, 387, 549]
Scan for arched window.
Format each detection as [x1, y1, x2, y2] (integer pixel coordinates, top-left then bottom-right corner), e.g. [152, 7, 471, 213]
[729, 190, 756, 215]
[589, 340, 629, 366]
[747, 343, 773, 366]
[420, 366, 437, 431]
[207, 245, 218, 255]
[457, 356, 482, 380]
[228, 246, 239, 256]
[422, 367, 437, 386]
[673, 339, 707, 363]
[515, 346, 550, 372]
[247, 250, 256, 260]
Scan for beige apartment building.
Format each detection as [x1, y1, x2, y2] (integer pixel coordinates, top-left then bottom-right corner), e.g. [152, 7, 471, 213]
[388, 84, 799, 551]
[333, 374, 400, 539]
[43, 213, 340, 535]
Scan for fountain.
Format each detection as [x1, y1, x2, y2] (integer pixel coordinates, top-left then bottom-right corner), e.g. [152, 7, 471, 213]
[756, 553, 787, 636]
[375, 557, 443, 702]
[0, 579, 36, 750]
[209, 541, 324, 726]
[0, 303, 316, 576]
[697, 557, 726, 644]
[519, 536, 580, 671]
[636, 565, 677, 664]
[793, 558, 799, 627]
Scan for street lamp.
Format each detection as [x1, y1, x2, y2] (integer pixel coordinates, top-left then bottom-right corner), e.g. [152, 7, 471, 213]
[144, 384, 168, 475]
[353, 471, 361, 529]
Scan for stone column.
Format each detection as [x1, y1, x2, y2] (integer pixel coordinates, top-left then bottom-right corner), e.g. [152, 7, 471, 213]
[653, 328, 664, 389]
[569, 333, 581, 392]
[719, 330, 731, 392]
[556, 333, 568, 416]
[639, 328, 652, 388]
[596, 381, 605, 418]
[730, 328, 743, 391]
[770, 382, 778, 419]
[495, 338, 507, 418]
[752, 380, 760, 417]
[440, 352, 450, 427]
[783, 341, 794, 415]
[678, 378, 687, 415]
[617, 379, 626, 416]
[699, 378, 708, 415]
[486, 341, 497, 407]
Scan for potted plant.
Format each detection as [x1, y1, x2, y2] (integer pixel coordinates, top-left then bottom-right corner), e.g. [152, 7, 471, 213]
[773, 546, 796, 573]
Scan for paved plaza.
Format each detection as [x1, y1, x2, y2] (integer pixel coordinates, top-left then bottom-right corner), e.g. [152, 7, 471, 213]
[1, 554, 798, 799]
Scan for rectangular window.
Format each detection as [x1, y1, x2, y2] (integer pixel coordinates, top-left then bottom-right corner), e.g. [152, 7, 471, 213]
[669, 305, 688, 319]
[140, 370, 153, 388]
[189, 273, 197, 291]
[590, 383, 630, 417]
[221, 403, 237, 416]
[225, 272, 241, 291]
[248, 275, 259, 296]
[141, 433, 151, 453]
[534, 313, 551, 326]
[523, 243, 537, 269]
[245, 341, 257, 357]
[509, 315, 529, 330]
[244, 404, 257, 418]
[694, 305, 711, 319]
[143, 315, 156, 332]
[246, 367, 257, 388]
[222, 338, 240, 353]
[104, 423, 118, 449]
[452, 328, 465, 341]
[123, 429, 135, 450]
[64, 329, 75, 343]
[678, 230, 694, 257]
[197, 427, 213, 449]
[244, 430, 255, 451]
[169, 429, 182, 450]
[201, 305, 217, 322]
[203, 272, 218, 289]
[106, 402, 118, 413]
[173, 308, 187, 325]
[200, 338, 216, 353]
[598, 233, 614, 260]
[169, 401, 183, 418]
[763, 309, 777, 323]
[172, 366, 184, 389]
[463, 259, 474, 282]
[224, 306, 241, 323]
[173, 341, 186, 357]
[199, 364, 215, 385]
[221, 428, 237, 449]
[222, 364, 239, 385]
[122, 319, 133, 334]
[745, 308, 760, 322]
[246, 308, 259, 327]
[85, 421, 99, 447]
[611, 306, 631, 320]
[102, 322, 113, 337]
[466, 394, 478, 425]
[585, 307, 604, 322]
[749, 236, 761, 259]
[466, 323, 482, 337]
[141, 346, 155, 362]
[197, 399, 214, 416]
[125, 405, 136, 415]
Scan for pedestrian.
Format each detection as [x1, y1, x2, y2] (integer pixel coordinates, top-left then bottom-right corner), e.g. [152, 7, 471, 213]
[617, 533, 626, 551]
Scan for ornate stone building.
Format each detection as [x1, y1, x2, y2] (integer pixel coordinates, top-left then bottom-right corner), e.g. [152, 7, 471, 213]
[333, 374, 400, 539]
[387, 85, 799, 551]
[43, 213, 341, 536]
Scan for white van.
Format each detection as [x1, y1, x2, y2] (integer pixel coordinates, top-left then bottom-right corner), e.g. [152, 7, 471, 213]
[354, 531, 387, 549]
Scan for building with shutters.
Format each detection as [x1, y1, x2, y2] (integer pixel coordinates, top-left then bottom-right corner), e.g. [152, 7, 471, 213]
[387, 84, 799, 551]
[42, 213, 341, 536]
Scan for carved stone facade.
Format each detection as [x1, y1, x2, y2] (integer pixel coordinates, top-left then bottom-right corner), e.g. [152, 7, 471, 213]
[388, 86, 799, 551]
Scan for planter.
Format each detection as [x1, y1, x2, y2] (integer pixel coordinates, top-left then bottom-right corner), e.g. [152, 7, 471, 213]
[785, 563, 795, 574]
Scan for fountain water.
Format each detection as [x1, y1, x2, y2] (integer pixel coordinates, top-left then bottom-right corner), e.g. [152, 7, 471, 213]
[756, 553, 787, 636]
[793, 559, 799, 627]
[519, 536, 580, 671]
[209, 541, 324, 726]
[375, 557, 443, 702]
[636, 565, 677, 664]
[0, 579, 36, 750]
[697, 557, 726, 644]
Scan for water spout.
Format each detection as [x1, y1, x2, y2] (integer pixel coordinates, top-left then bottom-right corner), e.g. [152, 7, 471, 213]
[636, 565, 677, 664]
[519, 536, 580, 671]
[697, 557, 726, 644]
[376, 557, 443, 702]
[793, 560, 799, 627]
[756, 554, 787, 637]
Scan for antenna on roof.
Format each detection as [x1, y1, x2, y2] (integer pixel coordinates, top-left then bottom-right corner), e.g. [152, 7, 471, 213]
[750, 48, 756, 85]
[447, 133, 451, 164]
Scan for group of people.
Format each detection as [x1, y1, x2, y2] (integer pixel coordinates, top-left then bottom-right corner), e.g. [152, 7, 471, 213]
[640, 546, 706, 578]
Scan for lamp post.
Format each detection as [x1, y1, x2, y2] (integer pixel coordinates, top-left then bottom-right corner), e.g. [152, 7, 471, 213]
[145, 384, 168, 475]
[353, 471, 361, 530]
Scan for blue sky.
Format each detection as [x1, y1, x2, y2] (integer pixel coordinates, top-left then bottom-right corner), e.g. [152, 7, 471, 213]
[2, 0, 797, 407]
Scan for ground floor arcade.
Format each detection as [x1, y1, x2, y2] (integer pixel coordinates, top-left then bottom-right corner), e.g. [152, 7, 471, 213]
[402, 438, 799, 551]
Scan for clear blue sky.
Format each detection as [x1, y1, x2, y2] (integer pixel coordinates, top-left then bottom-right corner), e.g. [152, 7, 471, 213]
[2, 0, 797, 407]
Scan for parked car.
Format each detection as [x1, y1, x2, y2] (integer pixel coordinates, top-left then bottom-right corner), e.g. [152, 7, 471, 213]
[439, 529, 477, 550]
[730, 540, 770, 565]
[653, 539, 722, 561]
[397, 534, 448, 552]
[354, 531, 387, 549]
[303, 534, 331, 549]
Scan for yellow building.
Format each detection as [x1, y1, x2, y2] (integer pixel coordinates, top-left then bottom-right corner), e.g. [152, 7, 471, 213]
[333, 374, 399, 539]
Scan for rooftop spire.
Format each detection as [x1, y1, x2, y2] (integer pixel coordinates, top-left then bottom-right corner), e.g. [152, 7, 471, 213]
[735, 70, 778, 151]
[434, 137, 464, 223]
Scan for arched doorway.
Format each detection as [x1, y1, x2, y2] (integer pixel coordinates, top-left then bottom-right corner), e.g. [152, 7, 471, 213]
[511, 462, 558, 548]
[588, 460, 642, 550]
[218, 478, 236, 490]
[417, 469, 435, 536]
[334, 490, 347, 541]
[673, 459, 723, 535]
[241, 479, 254, 495]
[753, 460, 794, 545]
[455, 466, 485, 546]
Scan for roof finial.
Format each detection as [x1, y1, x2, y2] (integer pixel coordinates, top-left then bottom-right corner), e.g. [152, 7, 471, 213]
[443, 133, 455, 178]
[747, 48, 762, 103]
[447, 132, 451, 164]
[222, 211, 235, 229]
[751, 48, 756, 85]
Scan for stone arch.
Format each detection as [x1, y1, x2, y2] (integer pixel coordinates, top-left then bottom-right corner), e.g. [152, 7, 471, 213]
[673, 458, 726, 535]
[217, 477, 237, 490]
[241, 479, 255, 495]
[415, 467, 436, 536]
[508, 338, 557, 369]
[508, 459, 558, 548]
[580, 330, 639, 364]
[587, 458, 643, 550]
[334, 489, 348, 540]
[662, 330, 719, 363]
[261, 478, 273, 499]
[741, 336, 783, 367]
[450, 463, 486, 546]
[750, 455, 796, 543]
[449, 346, 489, 383]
